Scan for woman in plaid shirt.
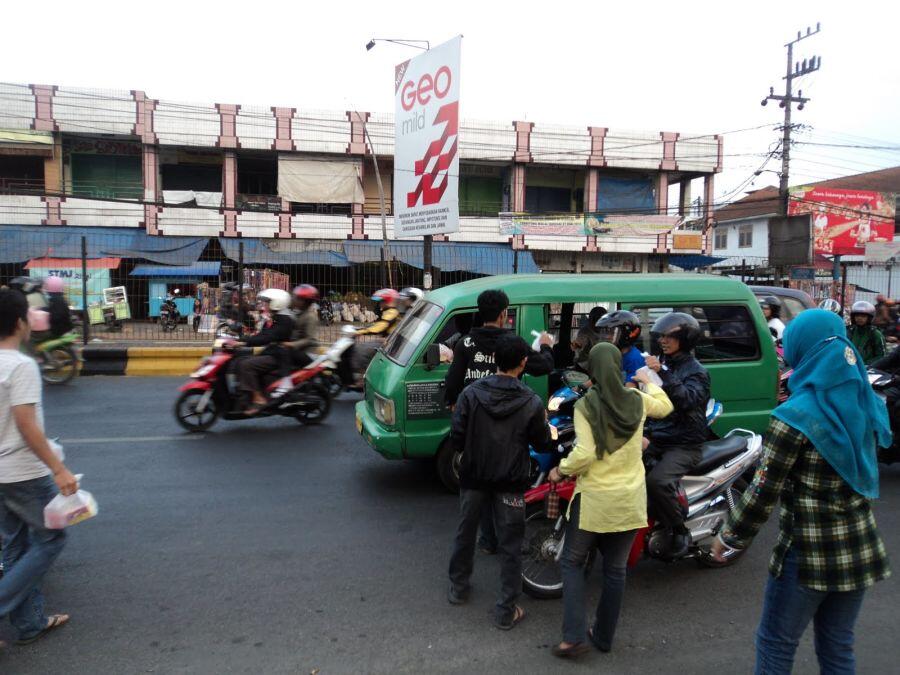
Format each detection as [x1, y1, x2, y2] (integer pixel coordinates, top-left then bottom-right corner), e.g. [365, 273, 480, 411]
[713, 309, 891, 675]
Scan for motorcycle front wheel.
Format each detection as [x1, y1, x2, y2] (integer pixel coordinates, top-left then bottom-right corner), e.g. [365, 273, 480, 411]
[521, 499, 570, 600]
[697, 479, 749, 569]
[41, 346, 78, 385]
[175, 390, 219, 432]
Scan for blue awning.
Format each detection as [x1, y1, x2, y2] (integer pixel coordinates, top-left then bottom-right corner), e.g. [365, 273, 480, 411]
[130, 262, 221, 277]
[668, 254, 727, 270]
[343, 240, 539, 275]
[0, 225, 208, 265]
[218, 238, 350, 267]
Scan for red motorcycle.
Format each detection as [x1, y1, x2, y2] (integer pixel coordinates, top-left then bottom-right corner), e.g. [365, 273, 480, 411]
[521, 423, 762, 600]
[173, 333, 353, 431]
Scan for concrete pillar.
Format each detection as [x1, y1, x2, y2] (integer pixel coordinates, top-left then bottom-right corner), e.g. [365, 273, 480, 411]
[346, 111, 368, 240]
[43, 136, 62, 194]
[221, 151, 238, 237]
[656, 172, 669, 215]
[679, 179, 691, 217]
[584, 168, 600, 252]
[30, 85, 56, 132]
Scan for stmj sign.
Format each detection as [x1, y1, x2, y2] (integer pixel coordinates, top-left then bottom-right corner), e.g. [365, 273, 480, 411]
[393, 36, 461, 238]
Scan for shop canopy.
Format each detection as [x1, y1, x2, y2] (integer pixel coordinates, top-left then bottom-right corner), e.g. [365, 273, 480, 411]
[130, 262, 221, 277]
[26, 257, 121, 270]
[344, 240, 540, 275]
[218, 238, 350, 267]
[0, 225, 208, 265]
[668, 254, 727, 271]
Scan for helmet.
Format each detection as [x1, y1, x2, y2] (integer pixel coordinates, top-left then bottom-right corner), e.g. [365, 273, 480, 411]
[172, 288, 180, 295]
[293, 284, 320, 301]
[650, 312, 702, 351]
[758, 295, 783, 318]
[9, 276, 41, 294]
[371, 288, 400, 306]
[850, 300, 876, 319]
[595, 310, 642, 349]
[818, 298, 842, 314]
[399, 287, 424, 304]
[257, 288, 291, 312]
[44, 276, 65, 294]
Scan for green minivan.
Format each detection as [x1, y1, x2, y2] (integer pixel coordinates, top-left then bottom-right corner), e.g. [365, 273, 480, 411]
[355, 273, 779, 488]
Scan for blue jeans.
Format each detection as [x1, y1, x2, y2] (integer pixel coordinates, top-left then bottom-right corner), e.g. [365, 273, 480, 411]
[755, 548, 865, 675]
[0, 475, 67, 640]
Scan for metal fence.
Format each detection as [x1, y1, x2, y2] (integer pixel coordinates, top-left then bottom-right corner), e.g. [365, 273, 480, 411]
[0, 228, 526, 344]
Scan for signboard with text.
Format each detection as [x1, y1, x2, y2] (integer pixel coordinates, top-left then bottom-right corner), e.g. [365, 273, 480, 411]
[788, 187, 895, 256]
[393, 36, 461, 238]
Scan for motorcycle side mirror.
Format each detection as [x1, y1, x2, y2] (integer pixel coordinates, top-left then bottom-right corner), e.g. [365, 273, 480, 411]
[424, 343, 441, 370]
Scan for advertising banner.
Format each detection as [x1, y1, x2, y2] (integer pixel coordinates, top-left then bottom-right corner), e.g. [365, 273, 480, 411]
[499, 212, 681, 237]
[788, 187, 895, 256]
[28, 266, 110, 310]
[393, 36, 461, 238]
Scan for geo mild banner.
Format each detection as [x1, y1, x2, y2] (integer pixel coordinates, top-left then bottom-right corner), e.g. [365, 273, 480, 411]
[788, 187, 896, 256]
[393, 36, 460, 238]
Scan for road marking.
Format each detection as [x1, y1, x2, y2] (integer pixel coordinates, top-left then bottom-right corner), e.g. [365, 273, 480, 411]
[60, 435, 207, 444]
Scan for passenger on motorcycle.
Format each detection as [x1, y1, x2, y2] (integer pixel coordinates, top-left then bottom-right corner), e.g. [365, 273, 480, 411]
[286, 285, 320, 369]
[594, 310, 644, 386]
[571, 306, 607, 372]
[350, 288, 402, 389]
[8, 277, 47, 311]
[642, 312, 711, 558]
[231, 288, 294, 414]
[759, 296, 786, 341]
[44, 277, 73, 338]
[847, 301, 885, 365]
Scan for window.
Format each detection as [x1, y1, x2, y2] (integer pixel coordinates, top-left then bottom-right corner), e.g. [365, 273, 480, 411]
[70, 154, 142, 200]
[628, 304, 760, 362]
[738, 224, 753, 248]
[382, 301, 445, 366]
[714, 227, 728, 250]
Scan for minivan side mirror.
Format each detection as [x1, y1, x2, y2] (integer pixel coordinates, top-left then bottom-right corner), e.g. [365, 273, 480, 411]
[424, 343, 441, 370]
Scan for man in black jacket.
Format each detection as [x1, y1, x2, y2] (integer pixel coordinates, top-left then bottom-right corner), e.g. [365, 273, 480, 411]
[642, 312, 710, 558]
[447, 335, 553, 630]
[443, 289, 554, 553]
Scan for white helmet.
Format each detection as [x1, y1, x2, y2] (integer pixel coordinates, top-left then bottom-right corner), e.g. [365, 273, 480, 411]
[258, 288, 291, 312]
[818, 298, 842, 314]
[400, 287, 424, 303]
[850, 300, 876, 318]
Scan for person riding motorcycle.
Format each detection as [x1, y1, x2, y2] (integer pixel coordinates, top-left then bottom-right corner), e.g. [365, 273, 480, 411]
[398, 287, 424, 315]
[642, 312, 711, 558]
[230, 289, 294, 414]
[759, 295, 786, 340]
[594, 310, 645, 385]
[356, 288, 402, 337]
[847, 300, 885, 365]
[161, 290, 181, 324]
[9, 277, 47, 311]
[44, 276, 74, 338]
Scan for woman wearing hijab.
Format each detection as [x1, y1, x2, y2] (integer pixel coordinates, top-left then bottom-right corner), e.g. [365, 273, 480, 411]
[712, 309, 891, 674]
[548, 342, 674, 658]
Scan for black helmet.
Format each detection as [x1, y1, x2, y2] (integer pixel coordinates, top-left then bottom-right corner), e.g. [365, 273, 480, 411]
[650, 312, 702, 351]
[758, 295, 782, 319]
[595, 310, 642, 349]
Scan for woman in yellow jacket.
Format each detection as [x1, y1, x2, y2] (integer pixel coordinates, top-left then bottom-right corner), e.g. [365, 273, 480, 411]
[548, 342, 673, 658]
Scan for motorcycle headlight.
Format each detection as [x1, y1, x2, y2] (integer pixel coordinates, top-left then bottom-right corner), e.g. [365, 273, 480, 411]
[373, 393, 396, 426]
[548, 396, 564, 412]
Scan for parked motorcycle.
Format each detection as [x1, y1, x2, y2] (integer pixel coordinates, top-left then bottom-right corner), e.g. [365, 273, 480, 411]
[33, 332, 79, 385]
[160, 303, 180, 332]
[174, 330, 355, 431]
[520, 400, 759, 599]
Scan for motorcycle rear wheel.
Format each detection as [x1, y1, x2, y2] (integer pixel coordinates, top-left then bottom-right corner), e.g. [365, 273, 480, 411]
[696, 479, 749, 569]
[175, 390, 219, 432]
[293, 383, 331, 425]
[522, 499, 570, 600]
[41, 346, 77, 385]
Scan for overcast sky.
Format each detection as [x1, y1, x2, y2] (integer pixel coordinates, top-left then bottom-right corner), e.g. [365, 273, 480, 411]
[3, 0, 898, 202]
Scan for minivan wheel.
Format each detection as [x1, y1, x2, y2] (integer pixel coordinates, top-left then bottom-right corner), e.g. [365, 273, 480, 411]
[436, 440, 461, 493]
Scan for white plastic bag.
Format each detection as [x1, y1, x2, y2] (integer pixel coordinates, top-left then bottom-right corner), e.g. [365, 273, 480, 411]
[531, 330, 554, 351]
[635, 365, 663, 387]
[44, 475, 98, 529]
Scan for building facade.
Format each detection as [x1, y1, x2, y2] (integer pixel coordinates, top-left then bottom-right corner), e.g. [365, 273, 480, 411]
[0, 82, 723, 273]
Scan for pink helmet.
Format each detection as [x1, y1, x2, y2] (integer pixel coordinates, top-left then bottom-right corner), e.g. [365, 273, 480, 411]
[44, 276, 65, 294]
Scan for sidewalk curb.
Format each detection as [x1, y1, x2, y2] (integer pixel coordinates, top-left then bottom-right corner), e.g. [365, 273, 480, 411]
[125, 347, 212, 376]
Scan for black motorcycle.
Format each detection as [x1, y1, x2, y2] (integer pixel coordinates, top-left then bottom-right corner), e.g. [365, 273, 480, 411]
[160, 302, 180, 332]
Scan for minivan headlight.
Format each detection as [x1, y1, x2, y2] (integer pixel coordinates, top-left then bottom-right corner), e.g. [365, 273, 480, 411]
[373, 393, 396, 426]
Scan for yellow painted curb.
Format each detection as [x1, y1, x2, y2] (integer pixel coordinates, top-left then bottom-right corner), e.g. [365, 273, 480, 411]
[125, 347, 212, 376]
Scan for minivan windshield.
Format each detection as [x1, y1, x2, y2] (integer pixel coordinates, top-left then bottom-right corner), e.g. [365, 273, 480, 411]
[382, 301, 444, 366]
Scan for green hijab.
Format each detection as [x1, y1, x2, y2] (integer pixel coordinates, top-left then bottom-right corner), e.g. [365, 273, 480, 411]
[575, 342, 644, 458]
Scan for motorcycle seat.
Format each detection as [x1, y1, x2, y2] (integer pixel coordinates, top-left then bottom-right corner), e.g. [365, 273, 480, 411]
[687, 435, 749, 475]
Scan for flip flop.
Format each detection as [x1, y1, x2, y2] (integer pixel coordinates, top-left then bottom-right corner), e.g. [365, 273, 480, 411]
[495, 605, 526, 631]
[16, 614, 69, 645]
[552, 642, 591, 658]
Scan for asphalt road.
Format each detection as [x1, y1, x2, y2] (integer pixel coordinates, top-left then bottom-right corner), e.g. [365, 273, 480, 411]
[1, 377, 898, 674]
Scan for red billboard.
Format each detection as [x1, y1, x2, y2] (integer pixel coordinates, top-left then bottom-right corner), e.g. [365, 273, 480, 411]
[788, 187, 895, 256]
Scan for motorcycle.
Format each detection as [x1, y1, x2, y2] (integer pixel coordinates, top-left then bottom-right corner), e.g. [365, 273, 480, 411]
[33, 332, 79, 385]
[173, 331, 354, 432]
[867, 367, 900, 465]
[521, 399, 759, 600]
[160, 303, 180, 332]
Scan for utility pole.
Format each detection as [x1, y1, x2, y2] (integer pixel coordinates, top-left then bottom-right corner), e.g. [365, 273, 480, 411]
[761, 22, 821, 278]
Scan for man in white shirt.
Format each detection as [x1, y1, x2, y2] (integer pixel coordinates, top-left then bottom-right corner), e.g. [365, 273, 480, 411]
[0, 288, 77, 647]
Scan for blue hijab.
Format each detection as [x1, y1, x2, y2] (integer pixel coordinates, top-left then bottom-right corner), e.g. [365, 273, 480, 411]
[774, 309, 891, 498]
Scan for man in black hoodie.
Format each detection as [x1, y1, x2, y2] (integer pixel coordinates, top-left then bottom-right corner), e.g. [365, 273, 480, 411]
[447, 335, 553, 630]
[443, 289, 554, 553]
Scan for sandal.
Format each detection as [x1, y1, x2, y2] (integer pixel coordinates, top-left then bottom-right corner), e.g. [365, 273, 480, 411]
[16, 614, 69, 645]
[495, 605, 526, 631]
[552, 642, 591, 658]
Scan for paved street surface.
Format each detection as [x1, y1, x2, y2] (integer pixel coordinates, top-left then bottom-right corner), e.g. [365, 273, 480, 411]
[1, 377, 898, 674]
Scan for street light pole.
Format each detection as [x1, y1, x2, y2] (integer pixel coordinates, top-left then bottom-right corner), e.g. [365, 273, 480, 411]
[366, 37, 433, 290]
